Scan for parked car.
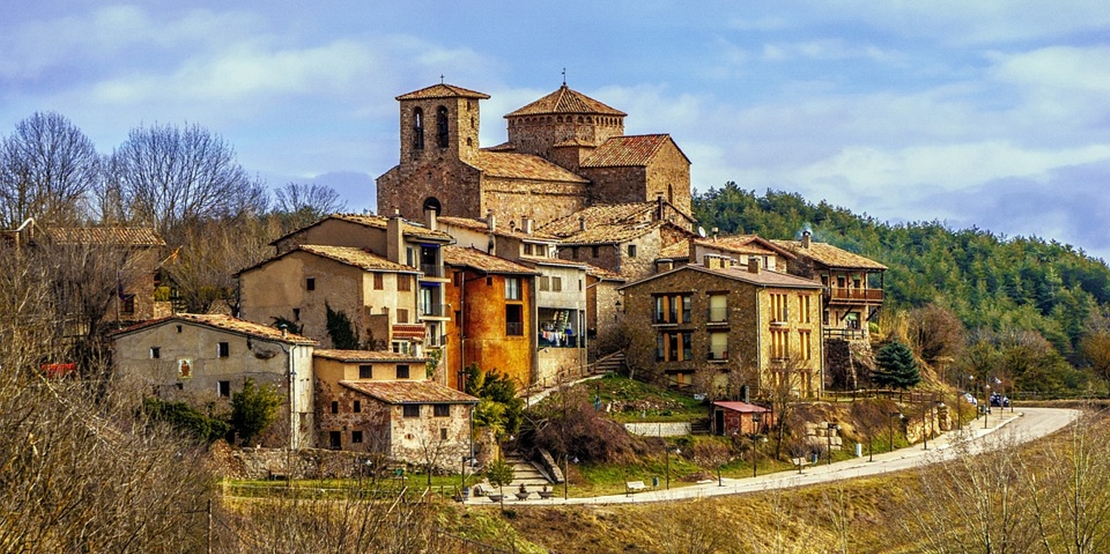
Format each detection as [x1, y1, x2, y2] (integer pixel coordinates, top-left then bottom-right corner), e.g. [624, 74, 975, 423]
[961, 392, 977, 405]
[990, 392, 1010, 407]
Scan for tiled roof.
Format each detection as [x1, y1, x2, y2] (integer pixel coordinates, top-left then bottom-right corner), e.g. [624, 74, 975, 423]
[584, 263, 625, 282]
[580, 134, 684, 168]
[472, 151, 589, 183]
[437, 216, 560, 241]
[341, 380, 479, 405]
[693, 235, 796, 259]
[505, 85, 626, 118]
[314, 349, 425, 363]
[297, 245, 417, 272]
[443, 246, 539, 275]
[47, 227, 165, 247]
[327, 214, 454, 242]
[112, 314, 317, 345]
[713, 401, 770, 413]
[396, 83, 490, 100]
[518, 255, 590, 270]
[619, 264, 823, 292]
[657, 240, 690, 260]
[771, 240, 888, 271]
[538, 202, 663, 245]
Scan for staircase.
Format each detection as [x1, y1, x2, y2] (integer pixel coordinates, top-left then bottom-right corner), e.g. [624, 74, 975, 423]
[590, 350, 626, 374]
[501, 450, 552, 488]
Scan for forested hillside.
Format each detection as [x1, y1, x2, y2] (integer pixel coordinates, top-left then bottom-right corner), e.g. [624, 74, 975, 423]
[694, 183, 1110, 394]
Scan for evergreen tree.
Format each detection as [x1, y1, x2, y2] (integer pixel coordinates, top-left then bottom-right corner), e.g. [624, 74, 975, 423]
[874, 342, 921, 392]
[231, 378, 282, 446]
[325, 301, 359, 349]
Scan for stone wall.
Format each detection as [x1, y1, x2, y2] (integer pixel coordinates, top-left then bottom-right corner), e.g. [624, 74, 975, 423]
[208, 443, 384, 480]
[624, 422, 692, 437]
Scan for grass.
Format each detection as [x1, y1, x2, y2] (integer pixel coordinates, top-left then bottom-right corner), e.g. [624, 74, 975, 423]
[586, 373, 707, 423]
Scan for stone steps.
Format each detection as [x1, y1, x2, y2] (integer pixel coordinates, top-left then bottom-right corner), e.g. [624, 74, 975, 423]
[591, 350, 626, 374]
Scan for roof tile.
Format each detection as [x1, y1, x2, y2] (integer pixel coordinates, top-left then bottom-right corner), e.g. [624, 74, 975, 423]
[395, 83, 490, 100]
[580, 135, 673, 168]
[47, 227, 165, 247]
[112, 314, 317, 345]
[443, 246, 540, 275]
[472, 151, 589, 183]
[771, 240, 888, 270]
[505, 85, 626, 118]
[340, 380, 479, 405]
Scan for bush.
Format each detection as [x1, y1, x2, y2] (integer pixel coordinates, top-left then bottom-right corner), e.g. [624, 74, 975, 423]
[142, 397, 229, 443]
[231, 378, 281, 445]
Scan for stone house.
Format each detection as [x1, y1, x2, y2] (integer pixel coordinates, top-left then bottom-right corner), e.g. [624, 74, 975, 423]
[539, 199, 697, 282]
[772, 230, 888, 340]
[237, 244, 423, 353]
[246, 212, 455, 363]
[619, 256, 825, 399]
[110, 313, 318, 449]
[376, 82, 695, 229]
[313, 349, 477, 468]
[656, 234, 795, 274]
[442, 245, 538, 391]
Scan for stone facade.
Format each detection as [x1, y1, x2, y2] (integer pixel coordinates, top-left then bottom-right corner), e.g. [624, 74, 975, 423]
[111, 314, 317, 449]
[619, 260, 825, 399]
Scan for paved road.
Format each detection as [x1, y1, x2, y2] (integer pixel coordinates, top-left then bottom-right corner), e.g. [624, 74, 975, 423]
[467, 407, 1079, 506]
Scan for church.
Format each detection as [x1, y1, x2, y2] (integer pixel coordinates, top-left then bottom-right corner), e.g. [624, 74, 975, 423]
[375, 82, 694, 227]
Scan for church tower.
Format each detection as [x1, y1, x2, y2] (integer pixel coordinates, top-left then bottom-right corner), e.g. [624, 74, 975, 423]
[396, 83, 490, 167]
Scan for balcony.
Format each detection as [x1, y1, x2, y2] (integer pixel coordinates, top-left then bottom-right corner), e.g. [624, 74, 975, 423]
[420, 264, 444, 279]
[420, 303, 446, 318]
[825, 287, 883, 304]
[824, 328, 867, 341]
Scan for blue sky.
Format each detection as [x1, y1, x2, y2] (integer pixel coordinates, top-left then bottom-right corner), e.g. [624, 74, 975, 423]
[3, 1, 1110, 260]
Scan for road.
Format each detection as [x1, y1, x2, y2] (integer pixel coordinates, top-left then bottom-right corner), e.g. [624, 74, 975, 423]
[467, 407, 1079, 506]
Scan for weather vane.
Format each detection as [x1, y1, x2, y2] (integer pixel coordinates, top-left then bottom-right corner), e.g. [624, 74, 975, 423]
[562, 68, 566, 86]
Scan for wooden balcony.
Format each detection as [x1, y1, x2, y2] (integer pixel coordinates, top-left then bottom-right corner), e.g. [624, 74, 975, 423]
[824, 287, 883, 304]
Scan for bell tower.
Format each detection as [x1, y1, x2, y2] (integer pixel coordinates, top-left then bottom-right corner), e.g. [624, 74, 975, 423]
[396, 83, 489, 167]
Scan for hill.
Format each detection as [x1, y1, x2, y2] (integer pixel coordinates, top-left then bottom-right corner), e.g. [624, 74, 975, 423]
[694, 183, 1110, 394]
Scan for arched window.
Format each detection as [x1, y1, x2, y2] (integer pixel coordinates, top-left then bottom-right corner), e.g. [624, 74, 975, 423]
[412, 108, 424, 150]
[436, 106, 449, 148]
[422, 197, 442, 215]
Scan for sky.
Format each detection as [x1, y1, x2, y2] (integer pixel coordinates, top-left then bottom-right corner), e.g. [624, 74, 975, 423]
[3, 1, 1109, 261]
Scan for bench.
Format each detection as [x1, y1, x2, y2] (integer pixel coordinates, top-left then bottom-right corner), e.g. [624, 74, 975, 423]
[625, 480, 648, 495]
[792, 457, 811, 474]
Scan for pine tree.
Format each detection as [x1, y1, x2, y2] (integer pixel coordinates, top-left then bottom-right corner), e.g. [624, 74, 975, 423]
[873, 341, 921, 393]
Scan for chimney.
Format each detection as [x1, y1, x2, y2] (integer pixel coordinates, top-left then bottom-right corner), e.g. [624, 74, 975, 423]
[425, 207, 438, 231]
[687, 240, 697, 264]
[741, 385, 750, 404]
[387, 209, 404, 264]
[802, 228, 812, 249]
[522, 215, 533, 235]
[748, 257, 761, 274]
[487, 210, 497, 232]
[712, 227, 719, 241]
[579, 216, 587, 232]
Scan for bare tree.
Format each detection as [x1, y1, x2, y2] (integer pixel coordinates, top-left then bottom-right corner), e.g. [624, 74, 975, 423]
[273, 181, 346, 233]
[0, 112, 101, 227]
[108, 122, 268, 235]
[908, 303, 967, 366]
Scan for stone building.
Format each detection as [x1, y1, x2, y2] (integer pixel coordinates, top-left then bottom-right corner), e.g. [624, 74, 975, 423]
[313, 349, 477, 468]
[442, 245, 538, 391]
[376, 82, 694, 228]
[619, 256, 825, 399]
[656, 234, 795, 274]
[110, 314, 318, 449]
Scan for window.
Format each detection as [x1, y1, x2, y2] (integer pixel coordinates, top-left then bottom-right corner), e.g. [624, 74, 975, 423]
[440, 428, 448, 440]
[398, 275, 411, 291]
[176, 325, 182, 333]
[352, 431, 363, 444]
[354, 400, 361, 413]
[656, 331, 693, 362]
[709, 332, 728, 360]
[217, 342, 229, 358]
[436, 106, 449, 148]
[708, 294, 728, 322]
[374, 273, 383, 290]
[571, 246, 580, 259]
[397, 308, 409, 324]
[591, 246, 599, 257]
[486, 277, 493, 286]
[292, 308, 300, 321]
[218, 381, 230, 397]
[627, 244, 637, 258]
[770, 294, 789, 323]
[524, 243, 534, 256]
[359, 364, 373, 379]
[538, 276, 550, 291]
[505, 277, 521, 300]
[552, 276, 562, 292]
[434, 404, 450, 417]
[331, 401, 339, 414]
[150, 347, 160, 359]
[654, 294, 692, 324]
[799, 330, 812, 361]
[392, 341, 411, 354]
[412, 107, 424, 150]
[306, 277, 315, 291]
[403, 404, 420, 418]
[406, 247, 415, 267]
[120, 294, 135, 315]
[771, 329, 789, 360]
[396, 364, 410, 379]
[506, 305, 524, 336]
[329, 431, 341, 449]
[800, 294, 811, 323]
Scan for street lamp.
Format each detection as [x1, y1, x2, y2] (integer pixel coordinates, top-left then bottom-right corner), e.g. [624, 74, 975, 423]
[889, 412, 903, 453]
[665, 445, 681, 490]
[826, 423, 840, 466]
[460, 455, 472, 499]
[749, 434, 767, 477]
